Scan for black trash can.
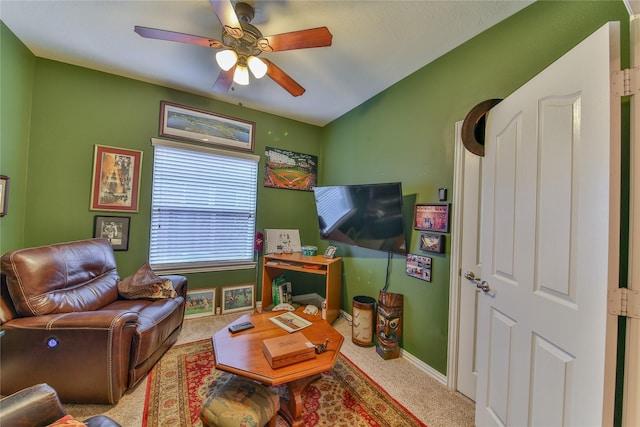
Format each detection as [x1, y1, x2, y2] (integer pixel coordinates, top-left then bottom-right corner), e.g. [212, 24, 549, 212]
[352, 296, 376, 347]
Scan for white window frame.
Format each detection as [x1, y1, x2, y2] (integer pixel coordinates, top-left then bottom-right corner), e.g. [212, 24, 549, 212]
[149, 138, 259, 274]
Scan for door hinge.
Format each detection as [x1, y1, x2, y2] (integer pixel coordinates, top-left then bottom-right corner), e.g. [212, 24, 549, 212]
[612, 67, 639, 97]
[608, 288, 640, 319]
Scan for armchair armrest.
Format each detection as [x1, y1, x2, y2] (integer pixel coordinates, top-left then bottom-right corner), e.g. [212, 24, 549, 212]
[0, 383, 65, 427]
[1, 310, 138, 404]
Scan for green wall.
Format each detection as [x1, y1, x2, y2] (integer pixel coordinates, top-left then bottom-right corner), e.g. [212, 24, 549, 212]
[321, 0, 630, 374]
[1, 27, 323, 290]
[0, 22, 34, 250]
[0, 0, 631, 379]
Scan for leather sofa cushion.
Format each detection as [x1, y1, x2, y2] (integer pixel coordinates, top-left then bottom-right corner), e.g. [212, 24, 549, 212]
[105, 295, 184, 367]
[1, 239, 119, 317]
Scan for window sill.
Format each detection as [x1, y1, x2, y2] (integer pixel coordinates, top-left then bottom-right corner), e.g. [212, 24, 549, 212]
[152, 262, 256, 275]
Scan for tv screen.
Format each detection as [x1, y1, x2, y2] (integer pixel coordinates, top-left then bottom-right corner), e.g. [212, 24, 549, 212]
[313, 182, 407, 254]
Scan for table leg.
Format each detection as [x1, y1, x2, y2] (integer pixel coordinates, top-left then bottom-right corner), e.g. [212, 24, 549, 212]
[278, 374, 322, 427]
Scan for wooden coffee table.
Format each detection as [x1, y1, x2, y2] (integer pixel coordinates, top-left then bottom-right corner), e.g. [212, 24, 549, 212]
[212, 309, 344, 427]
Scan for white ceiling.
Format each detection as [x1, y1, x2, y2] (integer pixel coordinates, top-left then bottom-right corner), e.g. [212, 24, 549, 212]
[0, 0, 533, 126]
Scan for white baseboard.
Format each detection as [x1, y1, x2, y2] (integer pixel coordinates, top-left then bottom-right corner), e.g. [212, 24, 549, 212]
[338, 309, 447, 385]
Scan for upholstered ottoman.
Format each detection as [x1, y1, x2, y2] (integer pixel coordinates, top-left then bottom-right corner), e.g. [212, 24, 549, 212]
[200, 375, 280, 427]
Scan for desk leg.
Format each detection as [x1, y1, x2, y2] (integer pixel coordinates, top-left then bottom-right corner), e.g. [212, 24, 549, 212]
[278, 374, 322, 427]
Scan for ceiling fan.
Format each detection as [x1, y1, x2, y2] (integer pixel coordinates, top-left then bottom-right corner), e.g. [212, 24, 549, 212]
[134, 0, 332, 97]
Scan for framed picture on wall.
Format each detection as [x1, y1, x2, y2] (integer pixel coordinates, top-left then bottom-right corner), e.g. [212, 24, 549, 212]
[0, 175, 9, 217]
[185, 288, 217, 319]
[221, 284, 255, 314]
[419, 232, 445, 254]
[93, 215, 130, 251]
[90, 145, 143, 212]
[159, 101, 255, 152]
[263, 147, 318, 191]
[414, 203, 450, 233]
[406, 253, 432, 282]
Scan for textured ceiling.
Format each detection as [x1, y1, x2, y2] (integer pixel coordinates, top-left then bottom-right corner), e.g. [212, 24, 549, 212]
[1, 0, 533, 126]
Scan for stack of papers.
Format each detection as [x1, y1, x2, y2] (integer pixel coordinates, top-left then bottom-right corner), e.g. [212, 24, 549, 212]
[269, 312, 312, 333]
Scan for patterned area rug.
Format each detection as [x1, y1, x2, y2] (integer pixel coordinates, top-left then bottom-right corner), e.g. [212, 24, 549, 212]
[143, 339, 426, 427]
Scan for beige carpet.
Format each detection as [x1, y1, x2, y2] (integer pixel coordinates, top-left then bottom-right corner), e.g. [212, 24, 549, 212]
[63, 311, 475, 426]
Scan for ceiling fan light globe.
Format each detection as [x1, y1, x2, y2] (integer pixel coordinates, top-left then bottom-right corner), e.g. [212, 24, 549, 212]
[216, 50, 238, 71]
[248, 56, 268, 79]
[233, 65, 250, 85]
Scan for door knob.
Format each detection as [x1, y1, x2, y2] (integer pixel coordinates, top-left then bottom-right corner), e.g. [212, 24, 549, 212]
[478, 281, 491, 293]
[464, 271, 479, 281]
[464, 271, 495, 296]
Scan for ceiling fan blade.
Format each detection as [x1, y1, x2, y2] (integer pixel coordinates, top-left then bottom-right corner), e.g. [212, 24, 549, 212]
[258, 27, 332, 52]
[209, 0, 243, 39]
[134, 26, 223, 48]
[263, 59, 305, 97]
[212, 67, 235, 93]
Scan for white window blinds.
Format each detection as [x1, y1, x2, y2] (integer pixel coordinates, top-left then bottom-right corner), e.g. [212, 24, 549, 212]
[149, 138, 259, 272]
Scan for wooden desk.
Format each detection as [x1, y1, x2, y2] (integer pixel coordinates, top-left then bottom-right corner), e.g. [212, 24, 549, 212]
[262, 253, 342, 324]
[212, 309, 344, 427]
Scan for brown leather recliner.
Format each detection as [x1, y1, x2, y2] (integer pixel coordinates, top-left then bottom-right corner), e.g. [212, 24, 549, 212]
[0, 238, 188, 404]
[0, 383, 121, 426]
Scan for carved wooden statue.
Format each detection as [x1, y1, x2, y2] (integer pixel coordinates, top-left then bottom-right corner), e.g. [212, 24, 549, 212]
[376, 290, 403, 360]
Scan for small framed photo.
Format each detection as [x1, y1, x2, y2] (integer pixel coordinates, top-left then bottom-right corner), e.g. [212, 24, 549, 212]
[414, 203, 450, 233]
[221, 284, 256, 314]
[90, 145, 143, 212]
[185, 288, 217, 319]
[406, 253, 432, 282]
[93, 215, 130, 251]
[419, 232, 445, 254]
[160, 101, 255, 152]
[324, 245, 337, 259]
[0, 175, 9, 217]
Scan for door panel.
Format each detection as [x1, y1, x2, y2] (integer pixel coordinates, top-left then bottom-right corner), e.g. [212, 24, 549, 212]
[476, 22, 620, 426]
[455, 121, 483, 400]
[536, 95, 580, 302]
[486, 308, 516, 426]
[530, 334, 574, 426]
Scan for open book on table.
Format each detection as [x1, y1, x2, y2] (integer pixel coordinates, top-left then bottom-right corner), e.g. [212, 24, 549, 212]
[269, 311, 312, 333]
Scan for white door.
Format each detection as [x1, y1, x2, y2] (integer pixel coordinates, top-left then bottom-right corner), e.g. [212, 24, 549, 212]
[476, 22, 621, 426]
[455, 121, 483, 401]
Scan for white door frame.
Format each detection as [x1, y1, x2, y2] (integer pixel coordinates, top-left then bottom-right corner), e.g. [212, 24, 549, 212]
[447, 121, 465, 392]
[623, 11, 639, 427]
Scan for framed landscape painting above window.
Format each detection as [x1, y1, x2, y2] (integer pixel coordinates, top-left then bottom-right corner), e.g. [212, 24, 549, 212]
[159, 101, 255, 152]
[90, 145, 143, 212]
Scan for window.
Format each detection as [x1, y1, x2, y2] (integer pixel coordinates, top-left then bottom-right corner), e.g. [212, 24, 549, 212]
[149, 138, 259, 272]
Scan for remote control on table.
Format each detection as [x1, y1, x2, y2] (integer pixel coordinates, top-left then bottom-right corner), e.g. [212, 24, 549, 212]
[228, 321, 254, 334]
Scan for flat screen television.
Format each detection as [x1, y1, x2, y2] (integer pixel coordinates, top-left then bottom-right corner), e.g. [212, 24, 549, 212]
[313, 182, 407, 254]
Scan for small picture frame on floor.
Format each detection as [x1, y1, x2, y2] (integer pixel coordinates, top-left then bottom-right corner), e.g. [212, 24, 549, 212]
[185, 288, 216, 319]
[221, 284, 255, 314]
